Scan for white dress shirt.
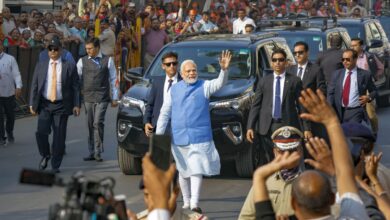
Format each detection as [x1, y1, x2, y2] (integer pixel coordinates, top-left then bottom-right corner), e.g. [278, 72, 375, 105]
[163, 74, 178, 102]
[76, 52, 119, 100]
[272, 72, 286, 118]
[2, 18, 16, 36]
[342, 67, 359, 108]
[297, 61, 308, 80]
[147, 209, 170, 220]
[232, 17, 256, 34]
[44, 59, 62, 101]
[0, 52, 22, 97]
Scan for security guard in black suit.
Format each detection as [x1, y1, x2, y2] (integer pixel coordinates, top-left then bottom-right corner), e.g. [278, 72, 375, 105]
[29, 36, 81, 173]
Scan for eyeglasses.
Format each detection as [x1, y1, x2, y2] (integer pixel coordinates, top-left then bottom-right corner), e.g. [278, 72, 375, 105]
[163, 61, 178, 67]
[271, 58, 286, 63]
[48, 47, 59, 52]
[293, 50, 305, 56]
[341, 58, 351, 62]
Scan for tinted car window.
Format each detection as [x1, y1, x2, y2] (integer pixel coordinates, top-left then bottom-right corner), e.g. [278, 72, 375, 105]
[148, 47, 251, 79]
[378, 17, 390, 36]
[276, 33, 323, 62]
[343, 24, 362, 38]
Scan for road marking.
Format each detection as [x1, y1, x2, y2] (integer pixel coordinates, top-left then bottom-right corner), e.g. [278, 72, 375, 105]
[65, 139, 82, 144]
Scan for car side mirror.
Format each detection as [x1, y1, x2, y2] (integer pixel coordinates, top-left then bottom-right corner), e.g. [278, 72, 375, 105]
[368, 39, 383, 49]
[125, 67, 144, 82]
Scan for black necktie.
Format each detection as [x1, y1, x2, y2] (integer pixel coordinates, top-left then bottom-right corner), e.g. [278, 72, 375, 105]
[167, 79, 173, 91]
[274, 76, 281, 119]
[298, 67, 303, 78]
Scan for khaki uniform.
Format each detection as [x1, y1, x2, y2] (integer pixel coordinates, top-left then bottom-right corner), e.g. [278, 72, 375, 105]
[239, 173, 296, 220]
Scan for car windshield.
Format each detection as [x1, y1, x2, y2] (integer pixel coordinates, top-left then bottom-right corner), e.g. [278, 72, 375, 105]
[147, 47, 251, 79]
[278, 33, 324, 62]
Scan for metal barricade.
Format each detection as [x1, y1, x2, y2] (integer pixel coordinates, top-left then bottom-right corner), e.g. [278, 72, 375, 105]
[4, 46, 44, 118]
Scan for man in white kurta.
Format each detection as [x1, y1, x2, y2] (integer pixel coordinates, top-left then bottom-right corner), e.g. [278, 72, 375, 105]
[156, 51, 232, 213]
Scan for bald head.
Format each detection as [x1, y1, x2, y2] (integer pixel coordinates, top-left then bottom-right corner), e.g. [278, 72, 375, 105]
[291, 171, 334, 217]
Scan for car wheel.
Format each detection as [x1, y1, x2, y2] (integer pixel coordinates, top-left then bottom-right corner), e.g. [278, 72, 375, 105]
[235, 144, 258, 178]
[117, 145, 142, 175]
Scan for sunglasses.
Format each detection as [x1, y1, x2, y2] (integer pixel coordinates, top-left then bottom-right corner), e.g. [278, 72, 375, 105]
[271, 58, 286, 63]
[341, 58, 351, 62]
[293, 50, 305, 56]
[48, 47, 59, 52]
[163, 61, 178, 67]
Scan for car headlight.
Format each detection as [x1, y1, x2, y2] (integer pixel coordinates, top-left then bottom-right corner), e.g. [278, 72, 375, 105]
[209, 90, 254, 110]
[120, 96, 146, 115]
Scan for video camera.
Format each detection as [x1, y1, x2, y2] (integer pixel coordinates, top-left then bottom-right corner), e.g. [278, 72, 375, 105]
[19, 169, 128, 220]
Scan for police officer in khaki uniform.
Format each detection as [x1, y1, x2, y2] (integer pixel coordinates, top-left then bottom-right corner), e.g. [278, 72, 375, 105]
[239, 126, 305, 219]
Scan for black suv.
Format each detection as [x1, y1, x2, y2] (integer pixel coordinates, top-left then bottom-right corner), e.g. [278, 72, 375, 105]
[257, 18, 351, 63]
[116, 33, 294, 177]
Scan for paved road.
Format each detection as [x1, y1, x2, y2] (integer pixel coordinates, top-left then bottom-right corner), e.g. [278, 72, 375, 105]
[0, 106, 389, 220]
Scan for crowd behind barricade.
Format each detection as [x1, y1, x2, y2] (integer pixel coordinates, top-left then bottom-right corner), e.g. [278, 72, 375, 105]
[0, 0, 387, 76]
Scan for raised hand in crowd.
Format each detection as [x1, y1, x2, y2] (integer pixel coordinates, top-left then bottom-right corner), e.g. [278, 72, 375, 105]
[356, 178, 390, 219]
[304, 137, 335, 176]
[142, 153, 176, 212]
[253, 151, 301, 203]
[365, 152, 383, 184]
[299, 88, 358, 196]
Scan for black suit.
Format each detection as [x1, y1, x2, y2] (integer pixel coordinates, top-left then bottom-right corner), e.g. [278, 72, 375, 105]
[287, 62, 328, 140]
[287, 62, 326, 94]
[143, 74, 181, 128]
[316, 48, 344, 84]
[247, 72, 308, 163]
[327, 68, 377, 123]
[30, 58, 80, 170]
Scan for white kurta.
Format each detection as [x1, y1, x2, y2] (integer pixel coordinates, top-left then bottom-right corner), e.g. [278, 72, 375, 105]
[156, 69, 228, 178]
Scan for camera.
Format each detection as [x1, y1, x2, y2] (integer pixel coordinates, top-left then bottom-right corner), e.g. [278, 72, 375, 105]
[20, 169, 128, 220]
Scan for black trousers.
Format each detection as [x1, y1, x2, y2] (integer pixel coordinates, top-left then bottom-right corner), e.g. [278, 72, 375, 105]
[342, 107, 365, 123]
[0, 96, 16, 140]
[35, 99, 69, 169]
[258, 121, 285, 166]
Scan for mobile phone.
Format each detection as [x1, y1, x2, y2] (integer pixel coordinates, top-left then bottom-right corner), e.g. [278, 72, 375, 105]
[114, 194, 128, 220]
[149, 134, 172, 171]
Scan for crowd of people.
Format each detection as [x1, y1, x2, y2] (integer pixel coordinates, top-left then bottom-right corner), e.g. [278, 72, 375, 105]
[0, 0, 384, 71]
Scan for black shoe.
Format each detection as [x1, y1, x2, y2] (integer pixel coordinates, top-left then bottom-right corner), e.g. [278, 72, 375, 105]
[191, 207, 202, 214]
[51, 168, 60, 173]
[83, 155, 95, 161]
[7, 133, 14, 143]
[94, 154, 103, 162]
[39, 156, 50, 170]
[0, 138, 6, 146]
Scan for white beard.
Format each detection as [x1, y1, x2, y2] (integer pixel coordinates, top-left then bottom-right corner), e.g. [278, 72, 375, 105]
[184, 77, 198, 84]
